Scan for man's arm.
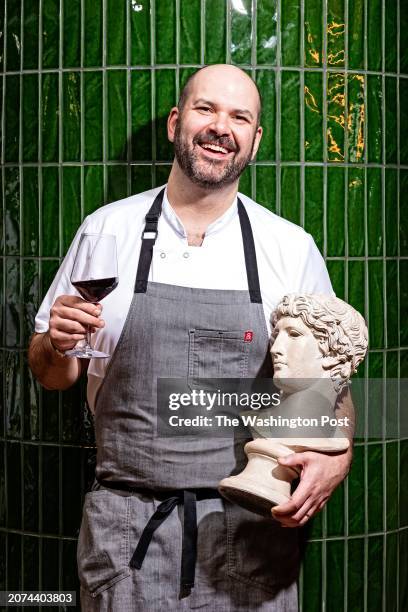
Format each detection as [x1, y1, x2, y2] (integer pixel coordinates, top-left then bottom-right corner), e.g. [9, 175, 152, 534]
[28, 295, 104, 390]
[271, 387, 354, 527]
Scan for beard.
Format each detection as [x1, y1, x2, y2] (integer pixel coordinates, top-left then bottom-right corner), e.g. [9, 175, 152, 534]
[173, 119, 256, 189]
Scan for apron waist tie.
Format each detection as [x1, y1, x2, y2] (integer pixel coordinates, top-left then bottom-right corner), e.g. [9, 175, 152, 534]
[96, 479, 221, 591]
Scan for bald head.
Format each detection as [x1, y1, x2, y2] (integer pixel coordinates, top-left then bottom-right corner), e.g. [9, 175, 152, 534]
[178, 64, 262, 126]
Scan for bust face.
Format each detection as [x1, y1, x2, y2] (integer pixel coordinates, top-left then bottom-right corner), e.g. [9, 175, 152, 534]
[270, 316, 329, 391]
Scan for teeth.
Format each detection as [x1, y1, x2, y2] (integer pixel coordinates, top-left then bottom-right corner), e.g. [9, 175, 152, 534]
[201, 143, 228, 154]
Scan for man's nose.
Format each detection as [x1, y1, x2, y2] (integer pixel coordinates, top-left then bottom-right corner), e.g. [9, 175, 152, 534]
[209, 113, 231, 136]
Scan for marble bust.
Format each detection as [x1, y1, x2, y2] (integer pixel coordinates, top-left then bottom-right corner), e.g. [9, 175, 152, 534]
[218, 294, 368, 517]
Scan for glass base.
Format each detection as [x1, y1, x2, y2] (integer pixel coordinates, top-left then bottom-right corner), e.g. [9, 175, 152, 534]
[65, 347, 110, 359]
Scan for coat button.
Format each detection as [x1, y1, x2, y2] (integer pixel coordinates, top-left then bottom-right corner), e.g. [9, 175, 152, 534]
[160, 252, 166, 258]
[183, 252, 190, 259]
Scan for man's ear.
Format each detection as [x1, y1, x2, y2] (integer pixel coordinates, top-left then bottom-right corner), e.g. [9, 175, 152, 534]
[251, 126, 263, 160]
[167, 107, 179, 143]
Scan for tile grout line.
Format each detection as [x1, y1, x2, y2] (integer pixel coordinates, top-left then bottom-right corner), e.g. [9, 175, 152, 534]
[102, 0, 107, 199]
[150, 0, 156, 187]
[175, 0, 180, 104]
[200, 0, 205, 66]
[226, 0, 231, 64]
[300, 0, 305, 229]
[250, 0, 257, 202]
[275, 0, 281, 217]
[80, 0, 84, 221]
[126, 0, 132, 197]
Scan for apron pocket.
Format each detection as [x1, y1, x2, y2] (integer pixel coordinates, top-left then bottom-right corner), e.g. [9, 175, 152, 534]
[188, 329, 250, 388]
[77, 490, 131, 597]
[225, 502, 300, 594]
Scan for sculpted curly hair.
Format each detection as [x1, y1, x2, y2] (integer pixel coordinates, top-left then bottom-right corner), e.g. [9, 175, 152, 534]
[271, 294, 368, 391]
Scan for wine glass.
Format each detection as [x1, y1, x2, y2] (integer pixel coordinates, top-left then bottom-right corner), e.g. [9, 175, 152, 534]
[65, 233, 118, 359]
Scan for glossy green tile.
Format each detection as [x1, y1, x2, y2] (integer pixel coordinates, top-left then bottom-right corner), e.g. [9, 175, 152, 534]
[280, 166, 300, 224]
[23, 444, 39, 532]
[367, 536, 383, 611]
[63, 72, 80, 161]
[107, 165, 128, 203]
[5, 75, 20, 163]
[384, 0, 398, 72]
[238, 166, 251, 198]
[107, 0, 126, 65]
[367, 0, 382, 71]
[41, 72, 59, 163]
[23, 0, 39, 70]
[348, 440, 365, 534]
[347, 74, 365, 163]
[304, 71, 323, 161]
[401, 0, 408, 73]
[0, 445, 4, 525]
[327, 0, 345, 68]
[23, 536, 39, 590]
[255, 166, 276, 213]
[155, 69, 176, 161]
[84, 71, 103, 161]
[386, 442, 398, 530]
[83, 0, 102, 67]
[326, 481, 344, 536]
[257, 0, 277, 65]
[62, 380, 83, 444]
[281, 0, 300, 66]
[399, 262, 408, 346]
[367, 75, 383, 164]
[385, 77, 397, 164]
[256, 69, 275, 160]
[308, 505, 323, 540]
[347, 538, 365, 610]
[156, 0, 176, 64]
[84, 165, 104, 216]
[42, 0, 60, 69]
[4, 167, 20, 256]
[5, 350, 22, 433]
[205, 0, 226, 64]
[23, 354, 40, 442]
[368, 260, 384, 349]
[0, 7, 3, 73]
[62, 167, 81, 253]
[41, 167, 60, 257]
[179, 0, 200, 64]
[107, 70, 127, 160]
[131, 165, 153, 194]
[401, 171, 408, 256]
[367, 444, 383, 532]
[131, 0, 151, 64]
[7, 442, 22, 529]
[8, 533, 22, 589]
[131, 70, 152, 161]
[385, 532, 398, 612]
[347, 167, 365, 257]
[327, 72, 345, 162]
[301, 541, 322, 611]
[22, 74, 39, 162]
[326, 540, 344, 612]
[6, 0, 21, 71]
[231, 0, 252, 65]
[326, 260, 345, 299]
[386, 260, 398, 349]
[63, 0, 80, 67]
[366, 167, 382, 257]
[401, 439, 408, 528]
[155, 164, 171, 187]
[304, 166, 323, 252]
[22, 259, 39, 349]
[304, 0, 322, 67]
[348, 0, 364, 70]
[385, 169, 398, 257]
[42, 445, 60, 534]
[280, 71, 300, 161]
[327, 166, 345, 256]
[62, 540, 80, 591]
[62, 447, 82, 536]
[40, 259, 59, 304]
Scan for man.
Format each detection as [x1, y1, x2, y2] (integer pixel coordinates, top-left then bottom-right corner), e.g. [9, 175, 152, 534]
[29, 65, 352, 611]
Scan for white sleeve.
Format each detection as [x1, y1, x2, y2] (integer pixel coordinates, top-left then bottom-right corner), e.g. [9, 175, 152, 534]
[34, 216, 91, 333]
[295, 234, 334, 295]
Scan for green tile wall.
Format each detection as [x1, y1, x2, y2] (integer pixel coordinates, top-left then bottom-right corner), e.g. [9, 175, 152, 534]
[0, 0, 406, 609]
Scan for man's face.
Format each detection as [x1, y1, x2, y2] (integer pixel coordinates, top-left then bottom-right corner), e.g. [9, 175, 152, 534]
[168, 67, 262, 189]
[270, 316, 326, 389]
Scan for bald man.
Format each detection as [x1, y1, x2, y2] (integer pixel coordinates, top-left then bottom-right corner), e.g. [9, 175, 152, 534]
[29, 65, 352, 611]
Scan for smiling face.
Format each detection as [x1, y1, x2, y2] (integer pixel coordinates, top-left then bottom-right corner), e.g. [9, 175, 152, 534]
[270, 316, 329, 391]
[167, 65, 262, 189]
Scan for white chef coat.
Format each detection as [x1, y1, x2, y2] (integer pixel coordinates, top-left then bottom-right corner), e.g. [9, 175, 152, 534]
[35, 185, 333, 411]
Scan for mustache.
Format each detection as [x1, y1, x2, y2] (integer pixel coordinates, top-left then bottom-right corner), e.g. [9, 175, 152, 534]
[193, 132, 238, 152]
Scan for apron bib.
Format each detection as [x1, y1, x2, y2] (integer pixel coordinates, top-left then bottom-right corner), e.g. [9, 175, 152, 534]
[78, 189, 300, 611]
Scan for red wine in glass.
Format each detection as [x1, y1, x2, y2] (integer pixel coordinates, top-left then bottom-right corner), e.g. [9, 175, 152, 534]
[65, 233, 118, 359]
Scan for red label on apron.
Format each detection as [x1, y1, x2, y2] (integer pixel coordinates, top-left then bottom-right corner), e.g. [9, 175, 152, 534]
[244, 331, 253, 342]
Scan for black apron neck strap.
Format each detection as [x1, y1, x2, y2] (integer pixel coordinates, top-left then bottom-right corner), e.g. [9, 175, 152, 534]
[237, 198, 262, 304]
[135, 189, 263, 304]
[134, 188, 165, 293]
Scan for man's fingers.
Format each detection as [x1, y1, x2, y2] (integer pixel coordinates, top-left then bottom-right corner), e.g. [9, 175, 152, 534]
[55, 306, 105, 329]
[272, 479, 312, 517]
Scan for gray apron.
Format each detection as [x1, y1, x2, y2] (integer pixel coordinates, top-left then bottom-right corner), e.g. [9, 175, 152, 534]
[78, 189, 300, 611]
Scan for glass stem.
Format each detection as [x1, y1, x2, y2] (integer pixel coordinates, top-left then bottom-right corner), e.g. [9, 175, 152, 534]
[85, 326, 92, 350]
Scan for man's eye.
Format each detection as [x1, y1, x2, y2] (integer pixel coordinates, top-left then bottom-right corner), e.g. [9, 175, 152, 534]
[197, 106, 211, 112]
[235, 115, 248, 122]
